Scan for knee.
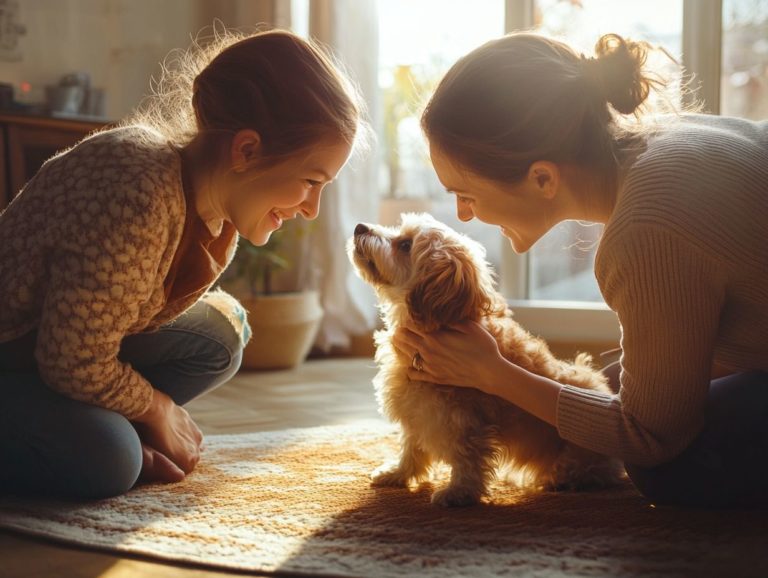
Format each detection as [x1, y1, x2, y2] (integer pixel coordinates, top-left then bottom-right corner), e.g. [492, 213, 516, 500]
[226, 345, 244, 379]
[184, 292, 247, 377]
[199, 290, 251, 354]
[624, 456, 722, 508]
[59, 410, 143, 499]
[624, 462, 673, 505]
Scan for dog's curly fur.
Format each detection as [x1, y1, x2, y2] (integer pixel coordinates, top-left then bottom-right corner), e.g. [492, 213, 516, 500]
[348, 213, 623, 507]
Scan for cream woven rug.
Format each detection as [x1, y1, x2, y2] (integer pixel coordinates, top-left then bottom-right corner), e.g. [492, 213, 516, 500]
[1, 421, 766, 577]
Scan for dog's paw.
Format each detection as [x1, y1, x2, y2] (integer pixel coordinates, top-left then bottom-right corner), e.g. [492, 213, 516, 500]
[371, 464, 410, 488]
[431, 485, 481, 507]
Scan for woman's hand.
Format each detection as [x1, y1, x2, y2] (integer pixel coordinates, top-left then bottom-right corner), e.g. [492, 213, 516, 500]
[131, 389, 204, 476]
[392, 320, 510, 395]
[393, 320, 564, 427]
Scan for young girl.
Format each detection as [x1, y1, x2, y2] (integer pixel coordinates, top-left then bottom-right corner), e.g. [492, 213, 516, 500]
[0, 29, 362, 499]
[394, 32, 768, 507]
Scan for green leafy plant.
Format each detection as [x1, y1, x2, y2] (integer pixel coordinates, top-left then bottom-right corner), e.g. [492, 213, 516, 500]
[224, 220, 315, 297]
[230, 232, 291, 297]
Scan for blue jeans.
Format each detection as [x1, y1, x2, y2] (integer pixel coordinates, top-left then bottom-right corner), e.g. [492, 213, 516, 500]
[603, 362, 768, 508]
[0, 300, 243, 500]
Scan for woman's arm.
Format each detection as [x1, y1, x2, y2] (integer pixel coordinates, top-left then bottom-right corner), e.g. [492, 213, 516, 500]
[395, 226, 726, 467]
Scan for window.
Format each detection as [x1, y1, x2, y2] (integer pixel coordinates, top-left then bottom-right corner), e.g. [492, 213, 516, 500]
[526, 0, 684, 302]
[376, 0, 507, 280]
[372, 0, 762, 339]
[375, 0, 687, 305]
[721, 0, 768, 119]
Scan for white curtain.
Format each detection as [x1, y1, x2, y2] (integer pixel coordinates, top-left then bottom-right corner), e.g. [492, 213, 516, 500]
[304, 0, 381, 350]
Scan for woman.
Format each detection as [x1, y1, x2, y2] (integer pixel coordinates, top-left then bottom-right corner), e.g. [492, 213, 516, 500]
[394, 32, 768, 507]
[0, 29, 362, 499]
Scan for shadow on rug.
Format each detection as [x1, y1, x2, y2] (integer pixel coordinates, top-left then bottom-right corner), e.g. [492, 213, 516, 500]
[0, 421, 766, 578]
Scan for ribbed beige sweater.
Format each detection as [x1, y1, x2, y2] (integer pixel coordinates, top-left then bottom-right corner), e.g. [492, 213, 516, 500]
[557, 114, 768, 467]
[0, 125, 247, 419]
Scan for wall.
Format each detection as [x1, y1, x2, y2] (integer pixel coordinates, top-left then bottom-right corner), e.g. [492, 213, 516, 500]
[0, 0, 283, 121]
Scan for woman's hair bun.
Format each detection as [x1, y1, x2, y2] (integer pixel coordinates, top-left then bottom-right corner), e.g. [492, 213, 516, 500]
[585, 33, 658, 115]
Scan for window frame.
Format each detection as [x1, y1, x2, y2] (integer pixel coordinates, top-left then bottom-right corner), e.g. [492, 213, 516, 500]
[500, 0, 724, 343]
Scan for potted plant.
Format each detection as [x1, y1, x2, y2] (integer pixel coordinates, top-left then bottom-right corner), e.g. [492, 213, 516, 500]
[221, 224, 324, 370]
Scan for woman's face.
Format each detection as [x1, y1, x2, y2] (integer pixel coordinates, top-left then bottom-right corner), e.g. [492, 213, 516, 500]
[222, 136, 353, 246]
[429, 143, 560, 254]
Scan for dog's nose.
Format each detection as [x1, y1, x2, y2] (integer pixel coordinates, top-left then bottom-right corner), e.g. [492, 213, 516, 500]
[354, 223, 370, 237]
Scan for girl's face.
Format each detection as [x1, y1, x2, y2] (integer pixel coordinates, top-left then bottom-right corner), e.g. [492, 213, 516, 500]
[429, 143, 561, 254]
[221, 135, 353, 246]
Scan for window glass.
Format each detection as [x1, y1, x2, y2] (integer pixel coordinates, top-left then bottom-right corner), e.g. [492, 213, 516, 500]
[721, 0, 768, 119]
[529, 0, 683, 301]
[376, 0, 506, 274]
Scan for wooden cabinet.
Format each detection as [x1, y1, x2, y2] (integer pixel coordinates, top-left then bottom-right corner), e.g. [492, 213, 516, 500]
[0, 114, 108, 210]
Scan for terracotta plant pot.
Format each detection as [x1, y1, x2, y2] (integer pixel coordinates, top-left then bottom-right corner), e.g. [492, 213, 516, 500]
[238, 290, 323, 370]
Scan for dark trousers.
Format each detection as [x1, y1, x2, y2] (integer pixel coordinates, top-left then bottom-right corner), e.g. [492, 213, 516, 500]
[603, 361, 768, 508]
[0, 300, 243, 500]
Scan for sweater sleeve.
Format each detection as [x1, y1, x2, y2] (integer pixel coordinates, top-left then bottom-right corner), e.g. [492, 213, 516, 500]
[34, 176, 173, 419]
[556, 225, 726, 466]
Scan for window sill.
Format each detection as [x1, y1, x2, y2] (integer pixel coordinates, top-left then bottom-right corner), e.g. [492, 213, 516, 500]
[507, 300, 620, 344]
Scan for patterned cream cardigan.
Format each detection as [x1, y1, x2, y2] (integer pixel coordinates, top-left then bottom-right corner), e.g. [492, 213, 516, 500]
[0, 125, 249, 419]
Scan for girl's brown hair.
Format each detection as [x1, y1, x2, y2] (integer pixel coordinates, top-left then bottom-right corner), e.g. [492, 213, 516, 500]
[421, 32, 668, 185]
[127, 27, 365, 168]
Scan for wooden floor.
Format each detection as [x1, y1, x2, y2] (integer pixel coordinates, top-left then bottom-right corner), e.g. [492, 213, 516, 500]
[0, 358, 383, 578]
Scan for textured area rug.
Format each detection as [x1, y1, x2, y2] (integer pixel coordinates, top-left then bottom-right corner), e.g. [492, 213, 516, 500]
[1, 421, 767, 578]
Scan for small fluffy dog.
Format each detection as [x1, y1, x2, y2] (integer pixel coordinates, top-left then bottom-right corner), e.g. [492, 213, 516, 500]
[348, 213, 623, 507]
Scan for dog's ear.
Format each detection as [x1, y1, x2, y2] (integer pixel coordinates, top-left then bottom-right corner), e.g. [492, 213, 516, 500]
[407, 244, 491, 331]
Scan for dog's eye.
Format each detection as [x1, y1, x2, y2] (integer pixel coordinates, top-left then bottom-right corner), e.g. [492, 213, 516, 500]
[397, 239, 412, 253]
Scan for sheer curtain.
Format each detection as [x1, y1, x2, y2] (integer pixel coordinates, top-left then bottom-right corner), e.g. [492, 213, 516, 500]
[303, 0, 380, 351]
